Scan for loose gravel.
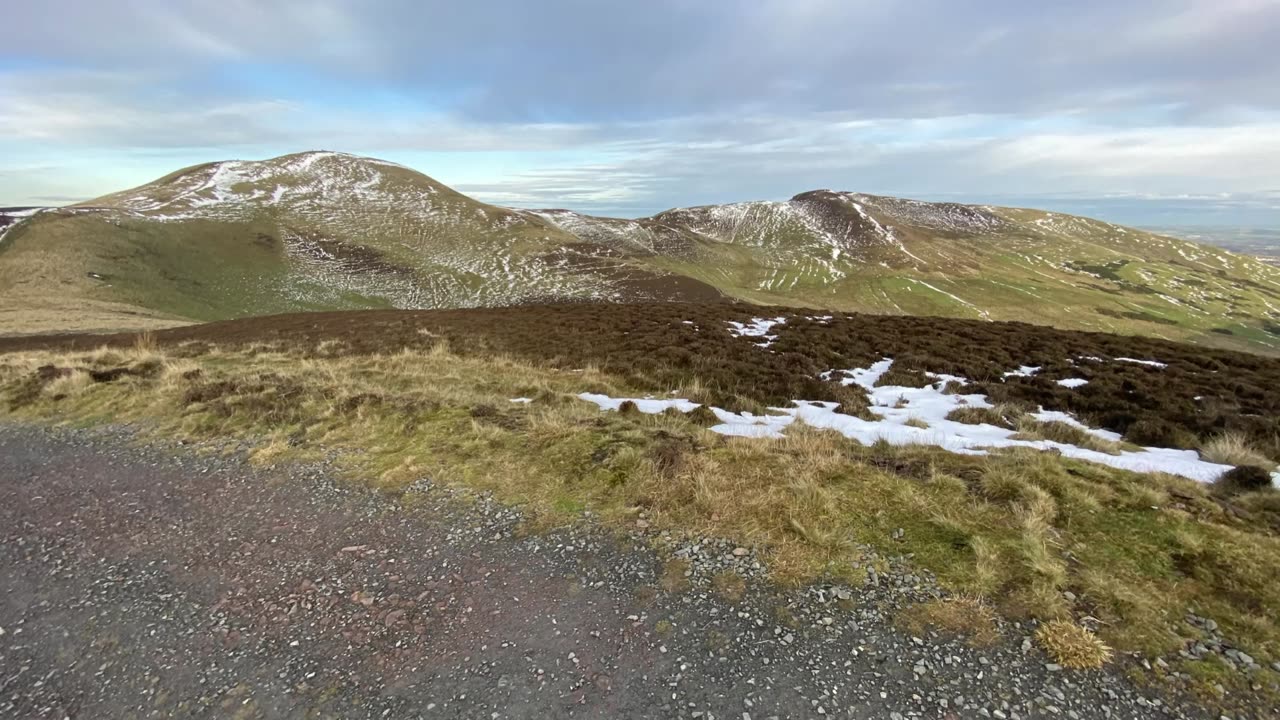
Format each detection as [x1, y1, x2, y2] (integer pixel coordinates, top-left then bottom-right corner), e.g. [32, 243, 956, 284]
[0, 423, 1236, 719]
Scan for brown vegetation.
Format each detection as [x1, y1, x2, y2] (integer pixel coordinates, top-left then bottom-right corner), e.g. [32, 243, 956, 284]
[3, 303, 1275, 462]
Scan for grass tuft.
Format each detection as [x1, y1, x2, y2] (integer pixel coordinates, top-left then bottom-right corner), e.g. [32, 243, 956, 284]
[898, 596, 999, 647]
[1201, 432, 1274, 469]
[1035, 620, 1113, 669]
[711, 569, 747, 603]
[947, 406, 1014, 429]
[1014, 418, 1125, 455]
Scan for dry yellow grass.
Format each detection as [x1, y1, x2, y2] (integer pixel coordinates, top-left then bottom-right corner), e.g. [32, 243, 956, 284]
[898, 596, 1000, 647]
[1036, 620, 1113, 669]
[711, 570, 747, 603]
[1013, 418, 1126, 455]
[660, 559, 692, 594]
[0, 298, 189, 336]
[1200, 431, 1274, 469]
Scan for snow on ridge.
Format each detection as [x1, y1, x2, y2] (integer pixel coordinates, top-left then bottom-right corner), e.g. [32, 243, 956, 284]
[2, 207, 45, 218]
[846, 193, 1006, 235]
[575, 358, 1234, 483]
[0, 207, 49, 245]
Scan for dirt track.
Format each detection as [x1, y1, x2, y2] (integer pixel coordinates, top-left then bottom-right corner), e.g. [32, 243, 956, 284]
[0, 423, 1223, 719]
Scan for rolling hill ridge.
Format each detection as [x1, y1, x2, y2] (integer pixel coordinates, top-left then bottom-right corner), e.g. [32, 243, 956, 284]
[2, 151, 1279, 352]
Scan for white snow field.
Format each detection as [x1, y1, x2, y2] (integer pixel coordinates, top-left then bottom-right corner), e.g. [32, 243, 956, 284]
[576, 357, 1234, 483]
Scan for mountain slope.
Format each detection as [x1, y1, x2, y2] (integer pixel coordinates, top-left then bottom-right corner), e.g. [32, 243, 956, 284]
[536, 192, 1280, 352]
[0, 152, 719, 333]
[2, 151, 1278, 352]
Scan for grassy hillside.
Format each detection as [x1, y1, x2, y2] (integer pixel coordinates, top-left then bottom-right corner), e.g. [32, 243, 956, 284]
[543, 194, 1280, 353]
[3, 152, 1279, 354]
[3, 303, 1278, 713]
[0, 153, 719, 335]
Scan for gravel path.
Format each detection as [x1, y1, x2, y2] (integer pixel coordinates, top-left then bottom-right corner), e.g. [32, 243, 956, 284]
[0, 423, 1228, 719]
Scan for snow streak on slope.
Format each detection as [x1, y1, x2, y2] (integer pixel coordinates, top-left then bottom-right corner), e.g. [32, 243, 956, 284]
[531, 210, 661, 255]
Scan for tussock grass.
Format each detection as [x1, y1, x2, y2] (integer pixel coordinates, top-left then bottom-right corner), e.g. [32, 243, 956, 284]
[2, 341, 1280, 690]
[1013, 418, 1126, 455]
[1201, 431, 1275, 469]
[946, 405, 1016, 429]
[1036, 620, 1113, 669]
[898, 596, 999, 647]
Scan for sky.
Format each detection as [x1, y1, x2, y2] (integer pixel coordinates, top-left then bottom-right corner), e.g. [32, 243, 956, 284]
[2, 0, 1279, 227]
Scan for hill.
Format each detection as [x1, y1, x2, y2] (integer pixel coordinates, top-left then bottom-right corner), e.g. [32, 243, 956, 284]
[3, 151, 1279, 352]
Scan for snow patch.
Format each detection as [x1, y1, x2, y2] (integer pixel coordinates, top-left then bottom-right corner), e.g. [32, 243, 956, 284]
[1031, 410, 1124, 442]
[1003, 366, 1041, 378]
[575, 359, 1233, 483]
[1116, 357, 1167, 369]
[1057, 378, 1089, 388]
[576, 394, 701, 414]
[726, 317, 787, 347]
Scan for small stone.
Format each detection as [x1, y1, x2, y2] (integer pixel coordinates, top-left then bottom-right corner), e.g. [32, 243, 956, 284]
[733, 547, 749, 557]
[1204, 619, 1218, 632]
[1045, 663, 1063, 672]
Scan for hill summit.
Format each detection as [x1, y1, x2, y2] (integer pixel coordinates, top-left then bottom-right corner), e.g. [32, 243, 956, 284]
[1, 151, 1278, 353]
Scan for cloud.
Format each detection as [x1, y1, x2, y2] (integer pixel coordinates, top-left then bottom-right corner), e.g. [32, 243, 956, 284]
[7, 1, 1280, 121]
[1, 0, 1278, 225]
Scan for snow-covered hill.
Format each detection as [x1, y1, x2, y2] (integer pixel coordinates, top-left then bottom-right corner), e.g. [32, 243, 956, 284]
[3, 151, 1280, 352]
